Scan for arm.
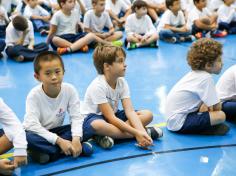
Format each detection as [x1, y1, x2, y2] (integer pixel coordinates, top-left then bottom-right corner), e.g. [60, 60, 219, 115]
[77, 0, 86, 15]
[164, 24, 188, 33]
[194, 19, 217, 30]
[46, 24, 57, 44]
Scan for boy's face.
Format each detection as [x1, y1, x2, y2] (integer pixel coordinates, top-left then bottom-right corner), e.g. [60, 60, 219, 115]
[225, 0, 235, 6]
[170, 0, 181, 12]
[93, 0, 106, 14]
[108, 51, 127, 77]
[196, 0, 207, 9]
[28, 0, 38, 8]
[35, 59, 64, 95]
[62, 0, 75, 11]
[135, 6, 147, 17]
[206, 56, 223, 74]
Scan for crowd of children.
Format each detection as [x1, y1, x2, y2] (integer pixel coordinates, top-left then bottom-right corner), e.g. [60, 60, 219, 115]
[1, 0, 236, 175]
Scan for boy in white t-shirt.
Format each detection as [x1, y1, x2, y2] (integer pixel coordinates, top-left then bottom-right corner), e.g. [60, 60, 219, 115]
[81, 45, 163, 149]
[105, 0, 131, 30]
[165, 38, 229, 135]
[216, 64, 236, 122]
[23, 0, 51, 36]
[84, 0, 123, 44]
[217, 0, 236, 34]
[158, 0, 195, 43]
[125, 0, 158, 49]
[0, 98, 27, 175]
[187, 0, 227, 38]
[23, 51, 93, 164]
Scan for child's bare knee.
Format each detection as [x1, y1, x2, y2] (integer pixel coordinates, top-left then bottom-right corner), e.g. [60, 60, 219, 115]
[219, 111, 226, 122]
[91, 120, 105, 132]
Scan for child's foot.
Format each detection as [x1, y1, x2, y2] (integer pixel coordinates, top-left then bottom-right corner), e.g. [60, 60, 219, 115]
[184, 35, 196, 42]
[112, 40, 123, 47]
[126, 42, 137, 50]
[164, 37, 177, 43]
[94, 135, 114, 149]
[199, 123, 230, 135]
[57, 47, 68, 55]
[81, 141, 93, 156]
[146, 126, 163, 140]
[211, 30, 227, 38]
[14, 55, 24, 62]
[28, 149, 50, 164]
[150, 42, 158, 48]
[79, 45, 89, 52]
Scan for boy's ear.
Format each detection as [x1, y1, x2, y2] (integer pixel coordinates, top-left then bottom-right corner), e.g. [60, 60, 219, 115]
[103, 63, 110, 71]
[34, 73, 40, 81]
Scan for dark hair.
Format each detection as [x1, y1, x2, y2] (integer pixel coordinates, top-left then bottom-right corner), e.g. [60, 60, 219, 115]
[57, 0, 67, 8]
[93, 45, 126, 74]
[193, 0, 201, 5]
[92, 0, 105, 4]
[187, 38, 222, 70]
[34, 51, 65, 74]
[12, 15, 28, 31]
[131, 0, 147, 12]
[166, 0, 179, 9]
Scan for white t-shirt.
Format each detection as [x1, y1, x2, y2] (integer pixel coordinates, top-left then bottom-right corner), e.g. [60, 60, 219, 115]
[2, 0, 19, 13]
[186, 6, 212, 30]
[81, 0, 92, 11]
[0, 98, 27, 156]
[23, 83, 84, 145]
[216, 65, 236, 101]
[180, 0, 194, 12]
[81, 75, 130, 116]
[105, 0, 129, 16]
[50, 10, 80, 35]
[23, 5, 50, 19]
[208, 0, 223, 12]
[125, 13, 156, 36]
[5, 20, 34, 46]
[157, 9, 185, 33]
[217, 4, 236, 23]
[84, 10, 113, 33]
[165, 71, 219, 131]
[0, 6, 9, 25]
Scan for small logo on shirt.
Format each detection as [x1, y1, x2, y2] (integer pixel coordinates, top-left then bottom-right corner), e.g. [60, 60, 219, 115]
[56, 108, 66, 118]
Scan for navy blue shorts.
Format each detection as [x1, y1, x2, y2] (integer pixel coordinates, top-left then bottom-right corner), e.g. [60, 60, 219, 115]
[177, 111, 211, 134]
[0, 128, 4, 137]
[83, 110, 128, 141]
[50, 32, 87, 50]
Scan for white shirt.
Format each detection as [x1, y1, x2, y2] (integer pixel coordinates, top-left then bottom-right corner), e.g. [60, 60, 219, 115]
[0, 98, 27, 156]
[208, 0, 223, 12]
[157, 9, 185, 33]
[50, 10, 80, 35]
[217, 4, 236, 23]
[81, 0, 92, 11]
[23, 5, 50, 19]
[125, 13, 156, 36]
[23, 83, 84, 145]
[180, 0, 194, 12]
[105, 0, 129, 15]
[186, 6, 212, 30]
[84, 10, 113, 33]
[81, 75, 130, 116]
[165, 71, 219, 131]
[2, 0, 19, 13]
[123, 0, 131, 6]
[216, 65, 236, 101]
[0, 6, 9, 25]
[5, 20, 34, 46]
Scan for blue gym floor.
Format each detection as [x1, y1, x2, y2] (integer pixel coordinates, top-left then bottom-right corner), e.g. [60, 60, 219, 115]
[1, 34, 236, 176]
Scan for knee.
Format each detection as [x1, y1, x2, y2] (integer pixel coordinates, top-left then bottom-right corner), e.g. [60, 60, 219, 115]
[91, 120, 105, 132]
[141, 110, 153, 122]
[216, 111, 226, 123]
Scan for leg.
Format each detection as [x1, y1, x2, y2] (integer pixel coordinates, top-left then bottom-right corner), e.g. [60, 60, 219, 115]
[0, 129, 13, 155]
[126, 34, 140, 43]
[135, 110, 153, 127]
[51, 36, 73, 48]
[105, 31, 123, 41]
[147, 8, 158, 22]
[159, 29, 178, 42]
[222, 101, 236, 121]
[138, 33, 158, 47]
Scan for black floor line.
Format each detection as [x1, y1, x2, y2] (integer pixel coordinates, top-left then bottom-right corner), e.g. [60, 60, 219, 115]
[41, 143, 236, 176]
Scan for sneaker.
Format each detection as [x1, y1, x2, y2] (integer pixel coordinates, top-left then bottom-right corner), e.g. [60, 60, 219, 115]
[146, 126, 163, 140]
[28, 149, 50, 164]
[112, 40, 123, 47]
[79, 45, 89, 52]
[150, 42, 158, 48]
[126, 42, 137, 50]
[184, 35, 196, 42]
[94, 135, 114, 149]
[211, 30, 227, 38]
[199, 123, 230, 135]
[164, 37, 177, 43]
[57, 47, 68, 55]
[82, 141, 93, 156]
[195, 32, 203, 39]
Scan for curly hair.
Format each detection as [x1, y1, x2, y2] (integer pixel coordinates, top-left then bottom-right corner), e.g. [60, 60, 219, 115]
[187, 38, 222, 70]
[93, 45, 126, 74]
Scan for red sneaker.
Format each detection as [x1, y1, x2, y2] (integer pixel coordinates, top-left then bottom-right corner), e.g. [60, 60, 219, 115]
[57, 47, 68, 55]
[80, 45, 89, 52]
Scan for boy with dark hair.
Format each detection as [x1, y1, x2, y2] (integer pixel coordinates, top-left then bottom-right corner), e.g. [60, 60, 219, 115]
[158, 0, 195, 43]
[5, 15, 48, 62]
[125, 0, 158, 49]
[81, 45, 163, 149]
[165, 38, 229, 135]
[23, 51, 93, 164]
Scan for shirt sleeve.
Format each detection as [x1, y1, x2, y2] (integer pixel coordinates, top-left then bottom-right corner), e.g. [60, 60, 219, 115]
[91, 84, 108, 105]
[0, 98, 27, 156]
[38, 5, 50, 16]
[83, 11, 90, 29]
[125, 15, 134, 36]
[145, 15, 156, 35]
[50, 12, 59, 26]
[120, 78, 130, 99]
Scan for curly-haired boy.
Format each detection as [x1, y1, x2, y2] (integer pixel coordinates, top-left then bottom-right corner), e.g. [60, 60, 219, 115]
[165, 38, 229, 135]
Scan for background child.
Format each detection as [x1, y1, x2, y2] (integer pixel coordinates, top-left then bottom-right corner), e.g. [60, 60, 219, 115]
[0, 98, 27, 175]
[125, 0, 158, 49]
[0, 0, 9, 37]
[165, 38, 228, 135]
[158, 0, 194, 43]
[217, 0, 236, 34]
[105, 0, 131, 30]
[5, 15, 49, 62]
[23, 51, 93, 164]
[23, 0, 51, 36]
[81, 45, 163, 149]
[216, 64, 236, 122]
[84, 0, 123, 43]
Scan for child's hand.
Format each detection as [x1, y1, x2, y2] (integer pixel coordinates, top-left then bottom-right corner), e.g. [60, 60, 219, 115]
[56, 137, 74, 156]
[13, 156, 27, 168]
[71, 137, 82, 158]
[0, 159, 15, 175]
[199, 103, 208, 112]
[180, 26, 188, 32]
[28, 45, 34, 50]
[135, 131, 153, 147]
[42, 16, 50, 22]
